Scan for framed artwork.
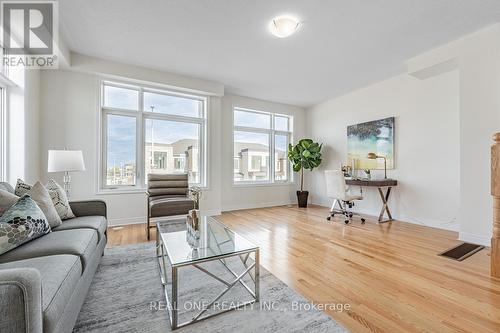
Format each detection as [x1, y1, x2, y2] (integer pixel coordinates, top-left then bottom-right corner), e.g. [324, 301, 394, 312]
[347, 117, 394, 170]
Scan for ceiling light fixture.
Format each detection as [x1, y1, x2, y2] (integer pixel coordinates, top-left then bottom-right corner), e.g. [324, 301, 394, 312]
[269, 15, 300, 38]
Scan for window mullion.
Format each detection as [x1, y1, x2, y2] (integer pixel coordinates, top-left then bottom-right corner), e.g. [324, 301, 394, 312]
[135, 113, 146, 188]
[101, 110, 108, 189]
[270, 117, 275, 183]
[0, 88, 5, 181]
[101, 107, 139, 117]
[142, 111, 204, 124]
[233, 126, 271, 134]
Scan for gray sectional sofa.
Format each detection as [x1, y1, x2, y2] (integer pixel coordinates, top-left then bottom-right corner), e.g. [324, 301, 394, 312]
[0, 182, 107, 333]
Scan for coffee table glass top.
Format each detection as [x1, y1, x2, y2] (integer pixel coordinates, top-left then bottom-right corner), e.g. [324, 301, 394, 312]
[157, 216, 258, 267]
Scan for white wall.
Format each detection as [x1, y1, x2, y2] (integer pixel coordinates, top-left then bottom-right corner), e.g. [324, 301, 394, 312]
[307, 24, 500, 245]
[407, 24, 500, 245]
[456, 26, 500, 244]
[38, 67, 305, 225]
[39, 69, 223, 225]
[307, 70, 460, 231]
[221, 94, 306, 211]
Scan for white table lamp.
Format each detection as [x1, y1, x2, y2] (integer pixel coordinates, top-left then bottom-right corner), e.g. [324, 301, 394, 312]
[47, 150, 85, 198]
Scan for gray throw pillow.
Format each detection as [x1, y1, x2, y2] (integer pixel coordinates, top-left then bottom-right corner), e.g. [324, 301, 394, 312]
[46, 179, 75, 220]
[0, 189, 18, 215]
[15, 179, 76, 221]
[0, 195, 51, 255]
[28, 182, 62, 228]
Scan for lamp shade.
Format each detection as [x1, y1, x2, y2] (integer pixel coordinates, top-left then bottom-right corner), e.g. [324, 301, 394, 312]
[47, 150, 85, 172]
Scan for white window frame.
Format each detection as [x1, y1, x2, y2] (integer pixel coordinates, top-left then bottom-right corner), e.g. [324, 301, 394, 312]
[99, 80, 208, 192]
[0, 86, 5, 182]
[0, 44, 9, 182]
[232, 107, 293, 186]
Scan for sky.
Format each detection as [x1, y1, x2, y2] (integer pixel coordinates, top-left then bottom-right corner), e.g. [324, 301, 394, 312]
[105, 86, 290, 167]
[105, 86, 200, 167]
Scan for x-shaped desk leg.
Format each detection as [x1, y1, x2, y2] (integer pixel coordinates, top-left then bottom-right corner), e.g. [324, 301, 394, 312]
[377, 186, 393, 223]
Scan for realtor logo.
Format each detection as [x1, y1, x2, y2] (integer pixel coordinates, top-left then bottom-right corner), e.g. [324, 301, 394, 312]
[1, 0, 58, 68]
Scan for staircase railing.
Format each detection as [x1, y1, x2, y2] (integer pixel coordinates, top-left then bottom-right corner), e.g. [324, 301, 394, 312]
[492, 133, 500, 278]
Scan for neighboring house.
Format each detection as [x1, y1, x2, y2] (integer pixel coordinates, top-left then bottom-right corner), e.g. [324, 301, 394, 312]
[106, 138, 200, 185]
[145, 138, 199, 183]
[233, 142, 287, 182]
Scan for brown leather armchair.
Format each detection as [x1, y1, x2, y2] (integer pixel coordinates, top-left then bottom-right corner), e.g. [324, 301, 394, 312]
[146, 174, 195, 240]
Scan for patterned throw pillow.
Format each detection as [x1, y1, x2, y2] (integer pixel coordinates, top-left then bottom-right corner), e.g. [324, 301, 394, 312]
[46, 179, 75, 220]
[0, 195, 51, 255]
[14, 179, 32, 197]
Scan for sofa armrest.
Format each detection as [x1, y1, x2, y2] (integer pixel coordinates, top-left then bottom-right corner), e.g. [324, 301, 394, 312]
[69, 200, 107, 218]
[0, 268, 43, 333]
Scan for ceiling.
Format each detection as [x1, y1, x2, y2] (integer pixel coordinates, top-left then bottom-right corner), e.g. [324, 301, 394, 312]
[60, 0, 500, 107]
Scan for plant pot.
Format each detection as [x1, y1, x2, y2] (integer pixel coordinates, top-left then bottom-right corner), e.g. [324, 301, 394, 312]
[296, 191, 309, 208]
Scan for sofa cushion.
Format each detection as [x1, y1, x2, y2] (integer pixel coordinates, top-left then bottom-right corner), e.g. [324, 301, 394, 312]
[53, 216, 107, 242]
[0, 229, 97, 270]
[0, 254, 82, 331]
[0, 195, 51, 256]
[0, 254, 81, 310]
[149, 196, 194, 217]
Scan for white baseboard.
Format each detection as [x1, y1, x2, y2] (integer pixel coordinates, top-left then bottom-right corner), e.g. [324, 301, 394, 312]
[311, 200, 459, 232]
[222, 200, 293, 212]
[108, 216, 145, 226]
[398, 214, 459, 232]
[201, 209, 222, 216]
[459, 232, 491, 247]
[108, 208, 222, 226]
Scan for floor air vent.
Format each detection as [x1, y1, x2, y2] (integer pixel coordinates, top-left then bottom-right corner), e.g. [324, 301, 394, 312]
[439, 242, 484, 261]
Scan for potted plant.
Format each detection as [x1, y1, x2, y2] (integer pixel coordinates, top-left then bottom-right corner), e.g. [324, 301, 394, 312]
[288, 138, 323, 207]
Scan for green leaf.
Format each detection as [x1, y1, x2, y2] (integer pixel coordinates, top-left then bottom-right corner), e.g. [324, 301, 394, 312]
[288, 138, 323, 176]
[300, 139, 313, 149]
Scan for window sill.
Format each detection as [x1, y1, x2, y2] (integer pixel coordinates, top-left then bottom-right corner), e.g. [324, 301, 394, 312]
[232, 181, 295, 188]
[96, 188, 147, 196]
[96, 184, 210, 195]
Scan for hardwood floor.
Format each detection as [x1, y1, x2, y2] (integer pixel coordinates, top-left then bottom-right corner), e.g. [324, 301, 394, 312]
[107, 205, 500, 333]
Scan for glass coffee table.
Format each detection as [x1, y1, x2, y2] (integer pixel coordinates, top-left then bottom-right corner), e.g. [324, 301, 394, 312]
[156, 216, 260, 330]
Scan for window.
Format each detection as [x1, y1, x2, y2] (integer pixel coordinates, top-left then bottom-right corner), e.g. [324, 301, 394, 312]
[144, 118, 201, 184]
[0, 87, 4, 181]
[233, 108, 293, 184]
[0, 45, 8, 181]
[105, 114, 137, 186]
[101, 81, 207, 190]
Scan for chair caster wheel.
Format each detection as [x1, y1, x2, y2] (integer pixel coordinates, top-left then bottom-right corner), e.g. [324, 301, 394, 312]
[327, 216, 331, 221]
[344, 220, 349, 224]
[361, 218, 366, 224]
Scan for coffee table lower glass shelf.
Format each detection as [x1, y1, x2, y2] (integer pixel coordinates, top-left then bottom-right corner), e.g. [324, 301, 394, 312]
[156, 216, 260, 330]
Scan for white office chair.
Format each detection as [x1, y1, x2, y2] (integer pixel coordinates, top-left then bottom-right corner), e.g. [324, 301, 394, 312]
[325, 170, 365, 224]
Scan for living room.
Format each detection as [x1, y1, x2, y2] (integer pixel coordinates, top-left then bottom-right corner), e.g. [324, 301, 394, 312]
[1, 1, 500, 332]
